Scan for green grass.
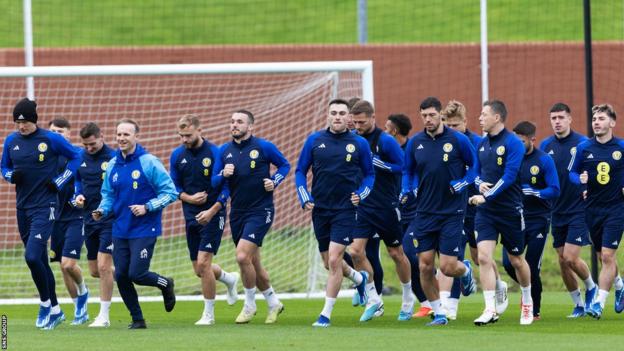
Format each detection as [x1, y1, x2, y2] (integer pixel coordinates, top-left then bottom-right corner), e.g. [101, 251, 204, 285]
[2, 293, 622, 351]
[0, 0, 622, 47]
[0, 227, 319, 299]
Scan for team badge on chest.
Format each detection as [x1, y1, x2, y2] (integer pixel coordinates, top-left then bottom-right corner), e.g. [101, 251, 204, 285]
[249, 150, 259, 159]
[38, 143, 48, 152]
[202, 157, 211, 167]
[613, 151, 622, 161]
[443, 143, 453, 153]
[496, 146, 505, 156]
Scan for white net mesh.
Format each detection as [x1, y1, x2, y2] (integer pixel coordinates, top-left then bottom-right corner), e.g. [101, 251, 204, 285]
[0, 67, 365, 299]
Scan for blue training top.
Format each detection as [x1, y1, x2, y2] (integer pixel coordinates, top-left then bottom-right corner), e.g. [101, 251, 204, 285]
[474, 128, 524, 215]
[519, 147, 560, 218]
[2, 127, 81, 210]
[170, 139, 228, 222]
[98, 144, 178, 239]
[569, 136, 624, 209]
[359, 127, 403, 209]
[74, 144, 116, 226]
[402, 125, 476, 215]
[212, 136, 290, 212]
[295, 128, 375, 210]
[540, 131, 588, 218]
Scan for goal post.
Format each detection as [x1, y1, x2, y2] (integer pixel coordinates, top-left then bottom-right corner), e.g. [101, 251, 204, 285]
[0, 60, 373, 302]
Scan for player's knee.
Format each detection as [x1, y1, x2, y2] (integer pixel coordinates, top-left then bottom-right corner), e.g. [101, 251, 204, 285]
[350, 247, 366, 261]
[387, 247, 404, 261]
[60, 259, 75, 271]
[327, 255, 342, 272]
[236, 251, 252, 266]
[439, 262, 456, 276]
[601, 252, 616, 266]
[128, 269, 147, 283]
[418, 261, 434, 276]
[477, 253, 492, 267]
[89, 266, 100, 278]
[24, 251, 41, 266]
[97, 262, 112, 277]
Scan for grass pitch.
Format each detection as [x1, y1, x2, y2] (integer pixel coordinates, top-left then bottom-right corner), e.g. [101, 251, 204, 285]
[2, 293, 622, 351]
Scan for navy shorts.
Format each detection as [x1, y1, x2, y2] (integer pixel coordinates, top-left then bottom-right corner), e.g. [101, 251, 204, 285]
[551, 212, 590, 248]
[475, 208, 525, 256]
[353, 206, 402, 247]
[50, 219, 84, 262]
[312, 208, 356, 252]
[229, 208, 273, 247]
[463, 215, 477, 249]
[84, 222, 113, 260]
[17, 206, 55, 248]
[524, 216, 550, 246]
[186, 212, 225, 260]
[405, 213, 463, 256]
[585, 205, 624, 251]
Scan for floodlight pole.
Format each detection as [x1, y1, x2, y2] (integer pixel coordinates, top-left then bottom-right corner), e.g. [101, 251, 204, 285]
[357, 0, 367, 44]
[583, 0, 598, 281]
[23, 0, 35, 100]
[480, 0, 489, 103]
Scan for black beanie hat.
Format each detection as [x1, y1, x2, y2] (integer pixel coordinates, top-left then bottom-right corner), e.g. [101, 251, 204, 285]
[13, 98, 38, 123]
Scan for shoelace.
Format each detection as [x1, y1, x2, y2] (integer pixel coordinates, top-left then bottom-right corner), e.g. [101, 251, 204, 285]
[521, 304, 531, 317]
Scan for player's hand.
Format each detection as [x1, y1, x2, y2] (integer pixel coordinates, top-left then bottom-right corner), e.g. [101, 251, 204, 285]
[351, 192, 360, 206]
[10, 170, 24, 185]
[479, 182, 493, 194]
[186, 191, 208, 205]
[74, 194, 86, 208]
[580, 171, 588, 184]
[129, 204, 147, 216]
[196, 207, 217, 225]
[304, 202, 315, 211]
[469, 195, 486, 206]
[46, 180, 58, 193]
[92, 209, 103, 221]
[522, 185, 540, 197]
[223, 164, 235, 178]
[399, 192, 408, 204]
[263, 178, 275, 192]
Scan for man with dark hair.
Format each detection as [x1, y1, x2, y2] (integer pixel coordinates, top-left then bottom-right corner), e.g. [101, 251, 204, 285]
[296, 98, 373, 327]
[350, 100, 413, 322]
[93, 119, 178, 329]
[441, 100, 509, 320]
[346, 97, 361, 131]
[212, 110, 290, 324]
[540, 102, 597, 318]
[570, 104, 624, 319]
[170, 114, 239, 325]
[469, 99, 534, 325]
[1, 98, 81, 329]
[48, 118, 90, 326]
[401, 96, 478, 326]
[502, 121, 560, 320]
[73, 122, 116, 327]
[385, 113, 432, 318]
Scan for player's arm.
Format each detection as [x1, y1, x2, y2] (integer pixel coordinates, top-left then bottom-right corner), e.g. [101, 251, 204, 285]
[1, 135, 17, 184]
[483, 135, 523, 199]
[373, 135, 403, 174]
[568, 141, 588, 185]
[210, 144, 226, 188]
[354, 137, 375, 202]
[523, 155, 560, 199]
[260, 140, 291, 188]
[71, 160, 85, 207]
[48, 132, 81, 191]
[169, 148, 184, 195]
[473, 139, 484, 189]
[401, 137, 419, 199]
[141, 154, 179, 212]
[294, 134, 316, 208]
[451, 133, 477, 193]
[95, 157, 116, 218]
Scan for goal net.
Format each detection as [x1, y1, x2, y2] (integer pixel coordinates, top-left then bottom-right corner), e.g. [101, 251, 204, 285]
[0, 61, 373, 301]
